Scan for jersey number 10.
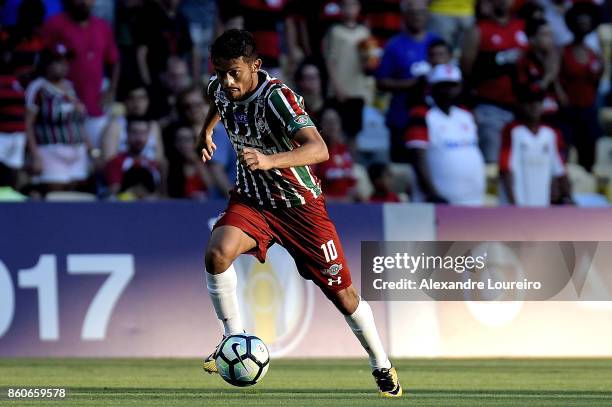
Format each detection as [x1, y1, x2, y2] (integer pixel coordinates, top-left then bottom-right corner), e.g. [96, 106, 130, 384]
[320, 240, 338, 263]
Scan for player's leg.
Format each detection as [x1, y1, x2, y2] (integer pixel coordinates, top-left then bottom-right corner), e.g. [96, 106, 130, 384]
[266, 199, 402, 396]
[205, 225, 257, 335]
[321, 283, 401, 397]
[203, 201, 275, 374]
[320, 283, 390, 367]
[203, 226, 256, 374]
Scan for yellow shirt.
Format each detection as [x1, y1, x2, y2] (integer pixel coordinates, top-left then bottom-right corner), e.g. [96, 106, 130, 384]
[429, 0, 475, 17]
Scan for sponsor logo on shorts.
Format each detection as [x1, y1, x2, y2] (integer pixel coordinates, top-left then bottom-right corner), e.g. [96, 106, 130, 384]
[321, 263, 343, 276]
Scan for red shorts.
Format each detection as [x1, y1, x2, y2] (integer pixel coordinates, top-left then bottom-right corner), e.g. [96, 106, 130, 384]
[213, 194, 352, 292]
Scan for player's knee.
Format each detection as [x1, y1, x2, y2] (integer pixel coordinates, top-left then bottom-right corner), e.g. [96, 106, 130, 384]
[205, 243, 236, 274]
[332, 285, 360, 315]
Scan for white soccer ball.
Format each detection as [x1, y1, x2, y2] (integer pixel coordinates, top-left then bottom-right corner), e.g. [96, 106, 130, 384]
[215, 333, 270, 387]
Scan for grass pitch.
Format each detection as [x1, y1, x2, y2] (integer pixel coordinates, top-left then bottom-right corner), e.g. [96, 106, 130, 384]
[1, 358, 611, 406]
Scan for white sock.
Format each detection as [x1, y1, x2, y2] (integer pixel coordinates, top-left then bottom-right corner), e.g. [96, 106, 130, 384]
[205, 265, 244, 336]
[345, 298, 391, 370]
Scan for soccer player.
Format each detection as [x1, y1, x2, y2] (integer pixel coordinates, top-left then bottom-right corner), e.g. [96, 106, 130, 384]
[199, 29, 402, 398]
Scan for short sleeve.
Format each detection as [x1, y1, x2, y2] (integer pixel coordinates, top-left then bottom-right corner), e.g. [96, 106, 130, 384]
[267, 86, 315, 137]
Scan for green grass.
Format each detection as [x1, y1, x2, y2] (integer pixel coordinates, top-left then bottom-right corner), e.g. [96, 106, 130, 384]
[1, 358, 612, 406]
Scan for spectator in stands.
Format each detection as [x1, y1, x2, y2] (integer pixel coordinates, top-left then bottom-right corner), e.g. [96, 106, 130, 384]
[376, 0, 441, 163]
[324, 0, 374, 139]
[105, 115, 161, 197]
[294, 59, 328, 126]
[515, 17, 563, 125]
[0, 0, 62, 27]
[368, 162, 401, 202]
[235, 0, 289, 78]
[0, 0, 45, 86]
[115, 0, 145, 101]
[42, 0, 119, 150]
[165, 86, 233, 197]
[101, 83, 165, 164]
[167, 125, 213, 199]
[285, 0, 343, 66]
[163, 85, 206, 160]
[500, 89, 572, 206]
[405, 64, 485, 205]
[516, 1, 545, 23]
[215, 0, 245, 33]
[428, 0, 474, 53]
[363, 0, 403, 47]
[315, 107, 358, 202]
[205, 102, 235, 199]
[116, 166, 159, 200]
[25, 43, 89, 194]
[428, 38, 453, 67]
[179, 0, 217, 77]
[559, 2, 604, 172]
[0, 162, 27, 201]
[134, 0, 196, 118]
[158, 56, 193, 126]
[461, 0, 528, 162]
[0, 46, 26, 178]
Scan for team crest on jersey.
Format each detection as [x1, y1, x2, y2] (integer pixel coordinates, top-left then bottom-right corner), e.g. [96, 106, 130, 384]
[294, 115, 308, 125]
[321, 263, 343, 276]
[255, 116, 268, 136]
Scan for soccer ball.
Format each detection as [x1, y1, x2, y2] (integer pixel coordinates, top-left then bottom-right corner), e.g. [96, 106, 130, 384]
[215, 333, 270, 387]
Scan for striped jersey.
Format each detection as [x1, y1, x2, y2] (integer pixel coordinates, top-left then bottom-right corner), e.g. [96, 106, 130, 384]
[25, 78, 85, 145]
[207, 70, 322, 208]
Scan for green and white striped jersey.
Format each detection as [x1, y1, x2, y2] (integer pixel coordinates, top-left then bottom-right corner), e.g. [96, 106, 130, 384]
[207, 70, 322, 208]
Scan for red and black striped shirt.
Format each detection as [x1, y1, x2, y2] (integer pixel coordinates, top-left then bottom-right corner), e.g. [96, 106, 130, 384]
[0, 75, 26, 133]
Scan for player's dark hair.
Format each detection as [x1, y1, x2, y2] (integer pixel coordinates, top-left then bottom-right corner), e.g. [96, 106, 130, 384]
[525, 17, 548, 39]
[210, 29, 258, 63]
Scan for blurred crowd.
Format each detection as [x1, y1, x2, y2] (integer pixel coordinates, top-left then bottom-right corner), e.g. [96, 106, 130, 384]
[1, 0, 611, 206]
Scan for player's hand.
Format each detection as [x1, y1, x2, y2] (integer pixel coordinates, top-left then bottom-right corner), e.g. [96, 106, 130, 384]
[239, 147, 274, 171]
[201, 132, 217, 162]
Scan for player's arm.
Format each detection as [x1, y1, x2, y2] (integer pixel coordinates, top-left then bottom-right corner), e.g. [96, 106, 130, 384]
[199, 102, 221, 162]
[239, 127, 329, 171]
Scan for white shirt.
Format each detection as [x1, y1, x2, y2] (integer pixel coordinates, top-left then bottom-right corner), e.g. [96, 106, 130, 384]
[406, 105, 485, 205]
[500, 122, 565, 207]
